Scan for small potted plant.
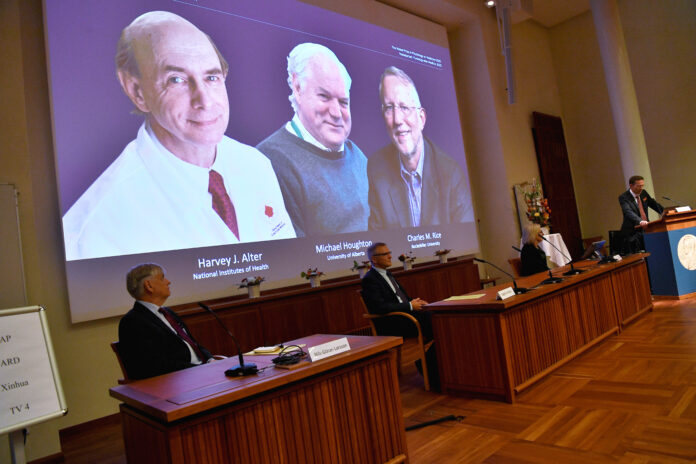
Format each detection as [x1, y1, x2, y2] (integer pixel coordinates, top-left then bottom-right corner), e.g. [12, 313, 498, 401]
[351, 260, 371, 279]
[434, 249, 451, 264]
[239, 276, 264, 298]
[398, 252, 416, 270]
[301, 267, 324, 288]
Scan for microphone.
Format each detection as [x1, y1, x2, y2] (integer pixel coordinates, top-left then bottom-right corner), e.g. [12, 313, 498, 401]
[473, 257, 528, 294]
[662, 195, 689, 206]
[662, 195, 687, 206]
[541, 236, 584, 276]
[511, 245, 521, 253]
[198, 303, 258, 377]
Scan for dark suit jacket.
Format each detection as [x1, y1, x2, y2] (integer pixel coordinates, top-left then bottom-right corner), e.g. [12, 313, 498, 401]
[520, 243, 549, 276]
[367, 137, 472, 230]
[619, 189, 663, 234]
[361, 267, 417, 338]
[118, 302, 212, 380]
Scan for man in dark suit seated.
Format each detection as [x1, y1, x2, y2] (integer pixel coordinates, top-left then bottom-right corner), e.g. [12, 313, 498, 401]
[618, 175, 663, 254]
[119, 263, 213, 380]
[361, 242, 438, 385]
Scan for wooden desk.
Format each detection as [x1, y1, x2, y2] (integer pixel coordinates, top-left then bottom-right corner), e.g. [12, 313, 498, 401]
[427, 254, 652, 403]
[110, 334, 408, 464]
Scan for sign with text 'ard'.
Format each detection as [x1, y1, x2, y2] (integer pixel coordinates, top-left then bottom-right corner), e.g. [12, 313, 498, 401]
[0, 306, 67, 435]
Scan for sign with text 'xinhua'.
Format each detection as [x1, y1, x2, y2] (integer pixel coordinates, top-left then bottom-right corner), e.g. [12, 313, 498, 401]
[0, 306, 67, 435]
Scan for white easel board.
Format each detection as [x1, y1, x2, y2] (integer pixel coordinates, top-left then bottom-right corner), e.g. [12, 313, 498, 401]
[0, 306, 67, 435]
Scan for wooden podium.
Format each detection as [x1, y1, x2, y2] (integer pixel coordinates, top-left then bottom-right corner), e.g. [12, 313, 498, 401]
[643, 209, 696, 298]
[109, 334, 408, 464]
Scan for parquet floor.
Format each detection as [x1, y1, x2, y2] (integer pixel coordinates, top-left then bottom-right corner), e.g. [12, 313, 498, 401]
[402, 298, 696, 463]
[56, 299, 695, 463]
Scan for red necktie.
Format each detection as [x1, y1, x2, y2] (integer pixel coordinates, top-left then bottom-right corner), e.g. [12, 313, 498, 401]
[637, 196, 647, 221]
[208, 169, 240, 240]
[158, 307, 207, 362]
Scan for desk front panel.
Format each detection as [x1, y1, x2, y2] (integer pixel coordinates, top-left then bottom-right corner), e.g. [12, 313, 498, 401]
[429, 256, 651, 402]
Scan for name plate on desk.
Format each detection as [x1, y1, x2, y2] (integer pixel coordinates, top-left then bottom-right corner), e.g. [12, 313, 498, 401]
[496, 287, 516, 300]
[676, 206, 692, 213]
[308, 337, 350, 362]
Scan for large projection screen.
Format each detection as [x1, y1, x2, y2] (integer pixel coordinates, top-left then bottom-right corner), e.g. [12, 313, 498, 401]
[44, 0, 478, 322]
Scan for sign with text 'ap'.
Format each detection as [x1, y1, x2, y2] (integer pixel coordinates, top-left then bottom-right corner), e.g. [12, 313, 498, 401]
[308, 337, 351, 362]
[0, 306, 67, 435]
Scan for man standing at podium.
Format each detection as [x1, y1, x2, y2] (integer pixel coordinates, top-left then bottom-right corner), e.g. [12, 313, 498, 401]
[619, 175, 663, 253]
[119, 263, 213, 380]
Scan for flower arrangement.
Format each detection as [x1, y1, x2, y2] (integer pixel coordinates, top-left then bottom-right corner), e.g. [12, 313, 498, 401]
[239, 276, 265, 288]
[524, 178, 551, 228]
[434, 249, 451, 257]
[398, 252, 416, 263]
[351, 260, 371, 272]
[300, 268, 324, 279]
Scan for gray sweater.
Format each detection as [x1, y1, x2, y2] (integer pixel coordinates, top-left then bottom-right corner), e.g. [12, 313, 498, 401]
[257, 126, 368, 237]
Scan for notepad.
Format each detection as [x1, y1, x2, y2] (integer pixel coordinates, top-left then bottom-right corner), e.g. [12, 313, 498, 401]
[444, 294, 486, 301]
[248, 344, 305, 355]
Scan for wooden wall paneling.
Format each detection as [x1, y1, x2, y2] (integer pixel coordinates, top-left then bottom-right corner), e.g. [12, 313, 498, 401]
[259, 293, 327, 345]
[450, 261, 482, 295]
[175, 259, 478, 352]
[185, 306, 263, 355]
[319, 286, 365, 334]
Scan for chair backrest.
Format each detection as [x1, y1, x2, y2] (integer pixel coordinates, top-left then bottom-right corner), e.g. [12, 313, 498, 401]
[508, 258, 522, 278]
[110, 341, 131, 384]
[357, 290, 379, 336]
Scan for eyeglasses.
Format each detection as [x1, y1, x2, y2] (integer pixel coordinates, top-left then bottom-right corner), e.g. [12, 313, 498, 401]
[381, 104, 421, 117]
[372, 251, 392, 257]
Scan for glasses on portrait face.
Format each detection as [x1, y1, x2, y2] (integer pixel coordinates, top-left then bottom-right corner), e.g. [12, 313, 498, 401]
[381, 104, 420, 118]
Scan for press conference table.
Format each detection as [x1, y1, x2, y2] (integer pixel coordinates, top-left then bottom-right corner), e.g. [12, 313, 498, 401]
[110, 334, 408, 464]
[427, 254, 653, 403]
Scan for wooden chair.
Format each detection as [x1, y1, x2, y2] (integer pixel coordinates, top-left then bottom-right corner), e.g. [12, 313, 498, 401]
[110, 341, 131, 384]
[357, 291, 434, 391]
[508, 257, 522, 278]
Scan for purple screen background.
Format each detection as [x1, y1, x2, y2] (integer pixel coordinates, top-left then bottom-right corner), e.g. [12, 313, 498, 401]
[44, 0, 478, 322]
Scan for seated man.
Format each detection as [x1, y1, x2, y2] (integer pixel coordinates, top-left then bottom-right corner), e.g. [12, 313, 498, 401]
[361, 242, 438, 387]
[361, 242, 431, 339]
[119, 263, 213, 380]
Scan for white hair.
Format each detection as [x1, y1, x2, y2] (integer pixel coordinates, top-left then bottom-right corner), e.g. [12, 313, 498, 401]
[286, 43, 352, 112]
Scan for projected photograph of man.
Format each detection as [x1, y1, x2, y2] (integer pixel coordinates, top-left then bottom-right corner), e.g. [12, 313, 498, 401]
[257, 43, 368, 237]
[62, 11, 295, 261]
[368, 66, 473, 230]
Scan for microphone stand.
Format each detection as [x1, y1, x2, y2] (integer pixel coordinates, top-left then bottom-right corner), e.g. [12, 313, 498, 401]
[541, 236, 584, 276]
[539, 268, 563, 285]
[198, 303, 258, 377]
[663, 195, 689, 207]
[473, 257, 528, 294]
